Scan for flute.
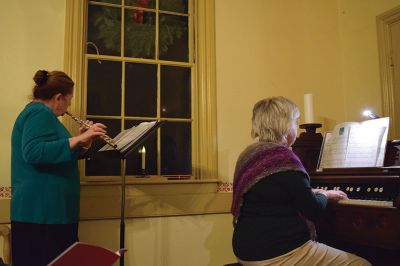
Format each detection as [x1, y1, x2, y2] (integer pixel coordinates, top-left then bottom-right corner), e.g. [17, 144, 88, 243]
[65, 112, 118, 149]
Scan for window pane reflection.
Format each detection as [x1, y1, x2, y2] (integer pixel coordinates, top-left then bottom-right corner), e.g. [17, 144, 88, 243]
[159, 14, 188, 62]
[125, 9, 155, 58]
[88, 5, 121, 56]
[159, 0, 188, 13]
[161, 122, 191, 175]
[85, 0, 194, 179]
[85, 119, 121, 176]
[161, 65, 191, 118]
[125, 0, 155, 9]
[125, 120, 158, 175]
[87, 60, 122, 116]
[125, 63, 157, 117]
[92, 0, 121, 4]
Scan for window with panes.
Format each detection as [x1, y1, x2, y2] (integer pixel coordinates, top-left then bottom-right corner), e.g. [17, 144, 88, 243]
[84, 0, 192, 177]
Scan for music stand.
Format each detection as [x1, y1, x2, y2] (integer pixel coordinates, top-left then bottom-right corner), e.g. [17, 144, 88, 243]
[90, 121, 164, 266]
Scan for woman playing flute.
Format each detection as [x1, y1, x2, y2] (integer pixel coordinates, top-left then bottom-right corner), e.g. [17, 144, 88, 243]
[10, 70, 107, 266]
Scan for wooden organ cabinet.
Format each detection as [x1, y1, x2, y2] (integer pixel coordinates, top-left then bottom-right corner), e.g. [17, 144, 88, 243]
[292, 124, 400, 266]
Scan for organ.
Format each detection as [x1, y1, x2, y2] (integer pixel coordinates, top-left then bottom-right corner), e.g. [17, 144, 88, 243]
[293, 126, 400, 266]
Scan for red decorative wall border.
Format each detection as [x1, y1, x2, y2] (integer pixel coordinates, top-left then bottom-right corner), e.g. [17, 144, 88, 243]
[217, 182, 233, 193]
[2, 183, 233, 197]
[0, 186, 11, 199]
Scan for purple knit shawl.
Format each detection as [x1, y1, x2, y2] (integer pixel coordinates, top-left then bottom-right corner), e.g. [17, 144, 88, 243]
[231, 142, 308, 222]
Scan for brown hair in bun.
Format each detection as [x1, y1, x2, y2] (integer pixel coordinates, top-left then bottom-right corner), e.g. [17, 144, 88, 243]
[32, 70, 74, 100]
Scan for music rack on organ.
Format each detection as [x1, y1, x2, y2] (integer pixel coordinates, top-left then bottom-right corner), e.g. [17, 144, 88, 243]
[292, 131, 400, 265]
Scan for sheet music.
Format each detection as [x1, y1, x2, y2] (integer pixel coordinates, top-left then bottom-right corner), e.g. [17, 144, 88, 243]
[318, 122, 355, 169]
[345, 123, 387, 167]
[373, 118, 390, 166]
[318, 117, 389, 170]
[318, 133, 340, 168]
[99, 121, 157, 152]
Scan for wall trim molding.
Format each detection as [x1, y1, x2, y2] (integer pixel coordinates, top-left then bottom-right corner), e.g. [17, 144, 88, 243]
[1, 183, 232, 224]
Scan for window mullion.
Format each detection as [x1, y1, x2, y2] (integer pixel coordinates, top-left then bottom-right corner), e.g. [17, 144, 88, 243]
[121, 1, 126, 131]
[156, 0, 161, 175]
[155, 0, 159, 60]
[157, 64, 161, 176]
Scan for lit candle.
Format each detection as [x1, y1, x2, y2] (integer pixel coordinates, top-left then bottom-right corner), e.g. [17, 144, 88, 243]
[141, 146, 146, 170]
[304, 93, 314, 124]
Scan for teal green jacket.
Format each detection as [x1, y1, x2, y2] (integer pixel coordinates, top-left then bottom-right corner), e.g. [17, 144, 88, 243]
[11, 102, 80, 224]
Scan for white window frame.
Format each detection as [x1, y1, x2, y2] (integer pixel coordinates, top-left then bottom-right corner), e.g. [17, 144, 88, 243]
[63, 0, 217, 180]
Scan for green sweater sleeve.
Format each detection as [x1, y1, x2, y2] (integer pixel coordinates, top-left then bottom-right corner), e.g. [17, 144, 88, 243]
[275, 171, 328, 222]
[21, 108, 75, 164]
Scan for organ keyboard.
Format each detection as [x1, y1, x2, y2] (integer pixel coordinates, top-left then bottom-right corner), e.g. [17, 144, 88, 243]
[309, 168, 400, 266]
[337, 199, 393, 207]
[293, 130, 400, 265]
[311, 169, 400, 208]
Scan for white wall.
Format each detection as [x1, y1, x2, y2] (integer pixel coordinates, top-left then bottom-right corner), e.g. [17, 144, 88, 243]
[215, 0, 343, 181]
[79, 214, 235, 266]
[215, 0, 400, 181]
[338, 0, 400, 120]
[0, 0, 66, 186]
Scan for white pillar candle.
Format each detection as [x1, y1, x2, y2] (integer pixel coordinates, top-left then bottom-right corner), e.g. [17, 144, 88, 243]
[304, 93, 314, 123]
[141, 146, 146, 170]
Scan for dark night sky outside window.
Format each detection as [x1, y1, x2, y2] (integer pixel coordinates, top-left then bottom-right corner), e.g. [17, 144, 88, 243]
[125, 63, 157, 117]
[85, 0, 191, 177]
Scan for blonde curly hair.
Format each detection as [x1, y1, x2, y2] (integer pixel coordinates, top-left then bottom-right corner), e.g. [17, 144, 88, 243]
[251, 96, 300, 145]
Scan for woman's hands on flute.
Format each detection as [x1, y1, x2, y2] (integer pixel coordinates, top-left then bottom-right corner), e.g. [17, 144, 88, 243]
[69, 120, 107, 150]
[78, 120, 107, 149]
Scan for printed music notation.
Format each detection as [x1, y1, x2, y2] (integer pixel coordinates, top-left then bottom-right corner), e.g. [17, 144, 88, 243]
[98, 121, 157, 153]
[318, 117, 389, 170]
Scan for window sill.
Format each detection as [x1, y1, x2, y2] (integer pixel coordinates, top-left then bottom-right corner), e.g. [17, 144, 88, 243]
[81, 176, 219, 185]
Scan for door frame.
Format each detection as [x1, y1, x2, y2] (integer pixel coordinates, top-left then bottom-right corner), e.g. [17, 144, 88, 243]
[377, 5, 400, 139]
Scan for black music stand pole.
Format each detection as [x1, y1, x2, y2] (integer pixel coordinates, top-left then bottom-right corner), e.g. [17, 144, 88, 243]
[89, 121, 164, 266]
[120, 158, 126, 266]
[88, 121, 164, 266]
[115, 121, 164, 266]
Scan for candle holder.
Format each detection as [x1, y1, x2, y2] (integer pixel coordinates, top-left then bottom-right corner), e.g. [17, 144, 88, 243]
[292, 123, 323, 173]
[299, 123, 322, 134]
[136, 169, 149, 178]
[140, 168, 147, 176]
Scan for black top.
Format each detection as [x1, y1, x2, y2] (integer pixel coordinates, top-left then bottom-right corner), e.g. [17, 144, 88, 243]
[232, 170, 328, 261]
